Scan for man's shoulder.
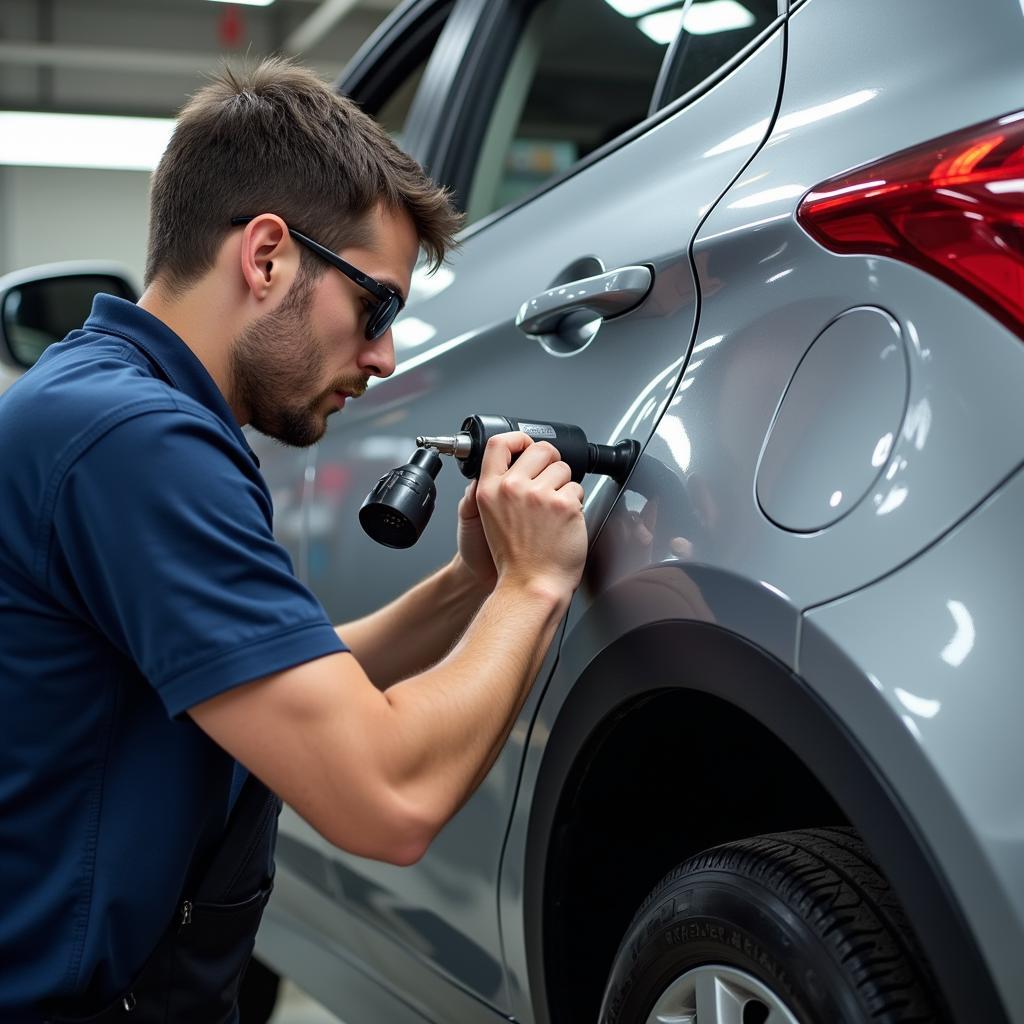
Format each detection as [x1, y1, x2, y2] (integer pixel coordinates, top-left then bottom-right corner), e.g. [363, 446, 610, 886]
[0, 332, 235, 479]
[1, 332, 167, 436]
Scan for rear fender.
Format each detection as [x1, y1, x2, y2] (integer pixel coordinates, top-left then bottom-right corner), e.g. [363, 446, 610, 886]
[497, 571, 1006, 1024]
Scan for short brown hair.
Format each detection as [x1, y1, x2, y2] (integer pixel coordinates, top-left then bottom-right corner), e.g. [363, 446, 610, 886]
[145, 58, 462, 292]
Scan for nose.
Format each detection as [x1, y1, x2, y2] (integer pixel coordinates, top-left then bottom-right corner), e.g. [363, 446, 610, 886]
[359, 330, 396, 379]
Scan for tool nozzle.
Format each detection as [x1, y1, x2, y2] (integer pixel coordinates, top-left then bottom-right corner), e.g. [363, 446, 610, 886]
[416, 432, 473, 459]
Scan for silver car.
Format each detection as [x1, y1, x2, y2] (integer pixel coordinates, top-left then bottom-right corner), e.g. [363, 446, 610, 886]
[3, 0, 1022, 1020]
[252, 0, 1024, 1019]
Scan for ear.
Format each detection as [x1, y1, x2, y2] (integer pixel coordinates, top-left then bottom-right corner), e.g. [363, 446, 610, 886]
[236, 214, 300, 303]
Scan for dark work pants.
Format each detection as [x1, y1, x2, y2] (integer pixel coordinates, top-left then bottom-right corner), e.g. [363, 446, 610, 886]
[45, 776, 282, 1024]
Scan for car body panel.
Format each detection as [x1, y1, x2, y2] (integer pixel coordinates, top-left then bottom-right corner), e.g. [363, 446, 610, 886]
[503, 608, 1010, 1024]
[802, 465, 1024, 1018]
[498, 0, 1024, 1019]
[262, 866, 505, 1023]
[630, 0, 1024, 613]
[264, 19, 787, 1016]
[255, 0, 1024, 1020]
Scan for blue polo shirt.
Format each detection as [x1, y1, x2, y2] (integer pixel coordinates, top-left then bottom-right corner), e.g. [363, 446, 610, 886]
[0, 295, 346, 1018]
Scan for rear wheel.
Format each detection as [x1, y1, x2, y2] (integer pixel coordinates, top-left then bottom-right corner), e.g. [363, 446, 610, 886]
[598, 827, 944, 1024]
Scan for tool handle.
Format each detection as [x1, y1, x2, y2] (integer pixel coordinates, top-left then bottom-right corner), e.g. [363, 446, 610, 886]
[457, 415, 591, 480]
[456, 414, 637, 485]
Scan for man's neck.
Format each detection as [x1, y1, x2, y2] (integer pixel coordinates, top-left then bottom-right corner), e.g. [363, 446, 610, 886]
[137, 279, 247, 425]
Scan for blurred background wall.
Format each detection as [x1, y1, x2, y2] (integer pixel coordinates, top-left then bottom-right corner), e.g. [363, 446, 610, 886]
[0, 0, 400, 282]
[0, 166, 151, 282]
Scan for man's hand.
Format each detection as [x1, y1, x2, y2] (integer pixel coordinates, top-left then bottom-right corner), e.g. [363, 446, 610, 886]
[475, 432, 588, 599]
[454, 479, 497, 591]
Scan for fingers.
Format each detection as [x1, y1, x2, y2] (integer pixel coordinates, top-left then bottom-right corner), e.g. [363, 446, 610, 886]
[478, 435, 574, 515]
[532, 459, 573, 492]
[473, 435, 588, 598]
[479, 431, 534, 479]
[561, 481, 585, 506]
[504, 440, 563, 480]
[479, 433, 568, 483]
[457, 480, 480, 521]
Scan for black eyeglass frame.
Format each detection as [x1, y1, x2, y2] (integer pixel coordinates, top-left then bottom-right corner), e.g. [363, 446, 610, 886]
[230, 215, 405, 340]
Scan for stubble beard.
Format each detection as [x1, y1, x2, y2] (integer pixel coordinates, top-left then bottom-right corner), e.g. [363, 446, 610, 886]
[230, 272, 367, 448]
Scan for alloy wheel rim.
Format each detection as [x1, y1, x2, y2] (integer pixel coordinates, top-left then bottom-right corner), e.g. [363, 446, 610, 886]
[644, 963, 802, 1024]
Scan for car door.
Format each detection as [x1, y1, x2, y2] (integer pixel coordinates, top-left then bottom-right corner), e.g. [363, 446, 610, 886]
[268, 0, 789, 1017]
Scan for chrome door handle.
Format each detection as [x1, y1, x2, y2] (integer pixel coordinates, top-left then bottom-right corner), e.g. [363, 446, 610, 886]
[515, 265, 653, 337]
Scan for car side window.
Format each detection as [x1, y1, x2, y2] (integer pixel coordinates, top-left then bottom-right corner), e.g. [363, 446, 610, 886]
[374, 55, 433, 146]
[462, 0, 781, 224]
[657, 0, 779, 107]
[463, 0, 672, 224]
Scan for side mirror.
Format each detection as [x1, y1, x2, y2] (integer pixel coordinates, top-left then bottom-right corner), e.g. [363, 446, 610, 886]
[0, 262, 138, 371]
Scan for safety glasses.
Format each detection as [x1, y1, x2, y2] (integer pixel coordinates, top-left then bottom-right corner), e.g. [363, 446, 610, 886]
[230, 216, 405, 340]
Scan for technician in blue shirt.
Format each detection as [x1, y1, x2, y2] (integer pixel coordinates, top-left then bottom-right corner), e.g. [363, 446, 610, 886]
[0, 59, 587, 1021]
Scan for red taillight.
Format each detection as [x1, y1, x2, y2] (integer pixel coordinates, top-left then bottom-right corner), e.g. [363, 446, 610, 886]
[797, 111, 1024, 340]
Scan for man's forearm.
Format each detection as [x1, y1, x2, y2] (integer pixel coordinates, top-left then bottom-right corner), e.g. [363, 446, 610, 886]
[187, 574, 570, 866]
[337, 555, 491, 687]
[379, 575, 570, 834]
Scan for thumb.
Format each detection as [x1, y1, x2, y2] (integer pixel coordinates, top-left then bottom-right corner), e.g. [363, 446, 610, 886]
[459, 479, 481, 520]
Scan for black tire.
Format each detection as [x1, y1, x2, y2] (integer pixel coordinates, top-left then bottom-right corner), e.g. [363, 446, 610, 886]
[599, 827, 945, 1024]
[238, 955, 282, 1024]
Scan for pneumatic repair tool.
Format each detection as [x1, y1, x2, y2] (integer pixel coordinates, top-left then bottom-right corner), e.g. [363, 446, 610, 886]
[359, 414, 641, 549]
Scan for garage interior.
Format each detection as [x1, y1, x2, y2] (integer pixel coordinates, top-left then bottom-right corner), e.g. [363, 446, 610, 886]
[0, 0, 399, 284]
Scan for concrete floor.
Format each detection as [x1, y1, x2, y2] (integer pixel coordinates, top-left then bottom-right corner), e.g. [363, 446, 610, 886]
[268, 980, 344, 1024]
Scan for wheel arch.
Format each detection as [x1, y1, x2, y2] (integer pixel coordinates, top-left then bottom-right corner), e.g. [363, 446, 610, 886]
[521, 619, 1007, 1024]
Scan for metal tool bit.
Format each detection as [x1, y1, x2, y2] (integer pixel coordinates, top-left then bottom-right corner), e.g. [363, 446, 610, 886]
[415, 433, 473, 458]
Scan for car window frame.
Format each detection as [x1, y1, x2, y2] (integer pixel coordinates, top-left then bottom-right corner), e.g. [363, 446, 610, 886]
[429, 0, 788, 242]
[336, 0, 788, 243]
[336, 0, 466, 167]
[650, 0, 786, 116]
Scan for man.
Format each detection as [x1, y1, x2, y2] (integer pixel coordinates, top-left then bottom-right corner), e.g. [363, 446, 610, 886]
[0, 59, 587, 1021]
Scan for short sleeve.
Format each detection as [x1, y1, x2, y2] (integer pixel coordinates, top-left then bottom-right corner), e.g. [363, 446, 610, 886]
[48, 407, 346, 716]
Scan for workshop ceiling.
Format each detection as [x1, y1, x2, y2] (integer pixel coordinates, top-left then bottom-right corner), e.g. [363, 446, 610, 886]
[0, 0, 401, 118]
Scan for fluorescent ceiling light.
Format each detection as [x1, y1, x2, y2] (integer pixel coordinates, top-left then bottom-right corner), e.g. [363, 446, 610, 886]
[638, 0, 756, 44]
[637, 7, 685, 43]
[604, 0, 673, 17]
[0, 111, 174, 171]
[684, 0, 756, 34]
[207, 0, 276, 6]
